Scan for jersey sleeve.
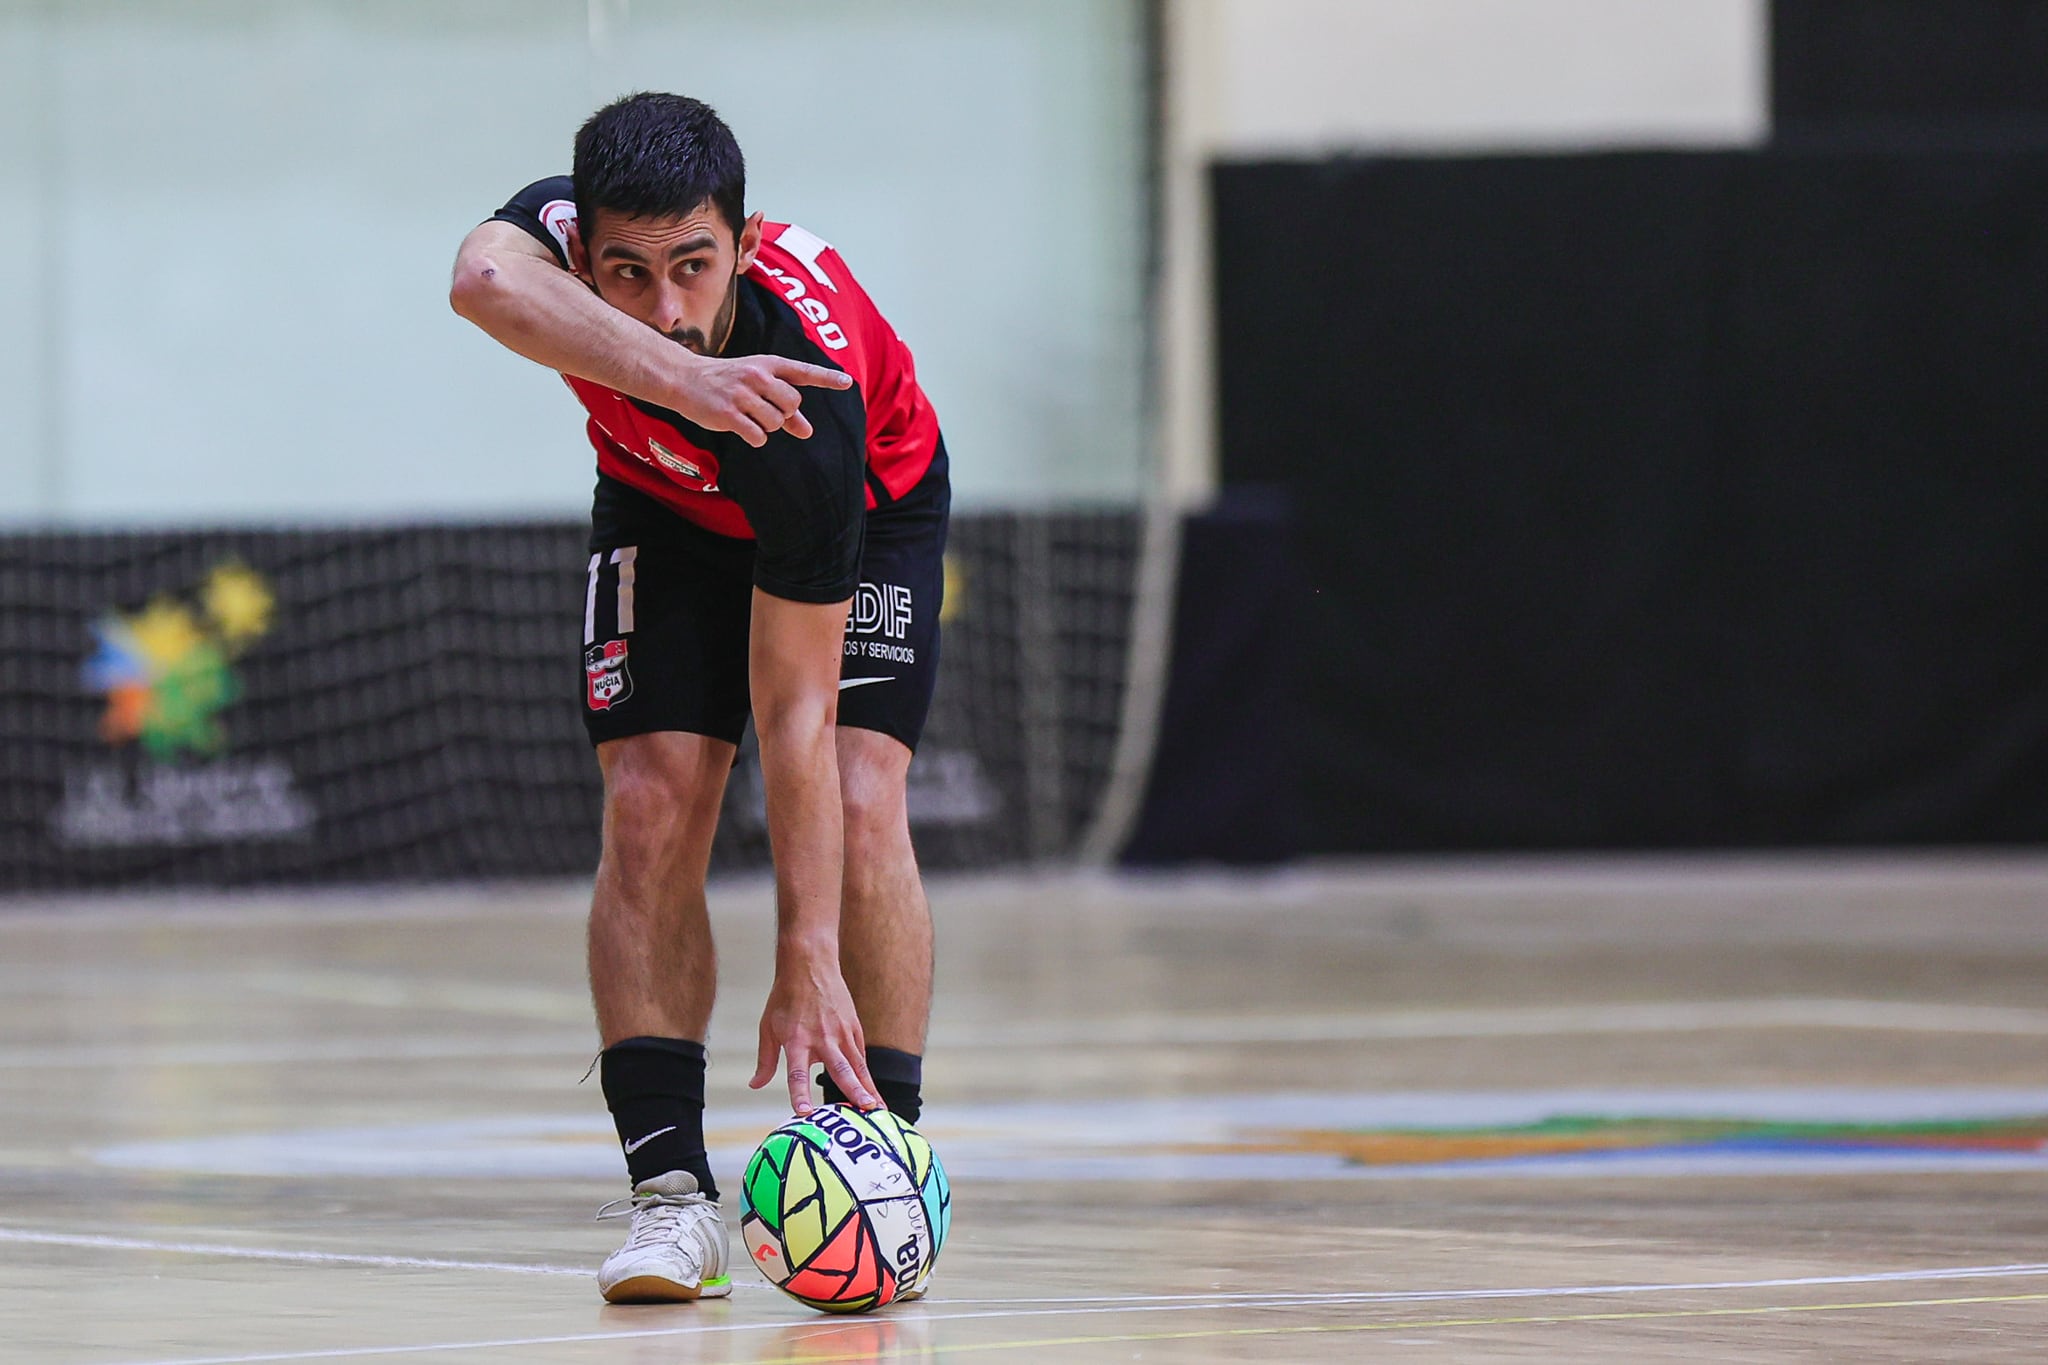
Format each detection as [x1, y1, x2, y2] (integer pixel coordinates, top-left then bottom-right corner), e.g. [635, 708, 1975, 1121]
[726, 381, 870, 604]
[488, 176, 577, 269]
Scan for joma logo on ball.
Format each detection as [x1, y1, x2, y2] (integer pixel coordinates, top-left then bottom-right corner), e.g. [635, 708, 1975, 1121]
[810, 1107, 887, 1164]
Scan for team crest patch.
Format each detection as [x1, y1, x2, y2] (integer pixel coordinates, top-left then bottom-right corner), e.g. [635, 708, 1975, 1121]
[585, 639, 632, 710]
[647, 439, 704, 482]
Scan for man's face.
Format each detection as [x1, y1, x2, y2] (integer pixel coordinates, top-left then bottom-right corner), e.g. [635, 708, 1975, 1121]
[571, 201, 764, 355]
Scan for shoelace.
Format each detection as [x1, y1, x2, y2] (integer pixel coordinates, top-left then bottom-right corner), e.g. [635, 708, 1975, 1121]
[595, 1193, 712, 1252]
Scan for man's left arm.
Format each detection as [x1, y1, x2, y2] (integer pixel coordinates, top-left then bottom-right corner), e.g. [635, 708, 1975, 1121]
[745, 589, 881, 1116]
[731, 382, 882, 1116]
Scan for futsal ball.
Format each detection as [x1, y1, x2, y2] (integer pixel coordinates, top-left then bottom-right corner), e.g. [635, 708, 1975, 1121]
[740, 1104, 952, 1313]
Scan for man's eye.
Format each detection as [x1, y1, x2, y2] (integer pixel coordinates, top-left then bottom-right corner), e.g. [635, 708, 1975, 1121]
[616, 265, 644, 281]
[681, 260, 705, 276]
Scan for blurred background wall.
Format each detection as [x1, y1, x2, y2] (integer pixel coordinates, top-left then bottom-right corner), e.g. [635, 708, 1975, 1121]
[0, 0, 1148, 523]
[7, 1, 2048, 886]
[1147, 0, 1768, 508]
[1129, 0, 2048, 862]
[1197, 0, 1764, 154]
[0, 0, 1161, 887]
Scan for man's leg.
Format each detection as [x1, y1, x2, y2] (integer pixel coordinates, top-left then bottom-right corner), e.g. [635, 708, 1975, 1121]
[588, 729, 735, 1304]
[829, 726, 932, 1123]
[590, 730, 733, 1049]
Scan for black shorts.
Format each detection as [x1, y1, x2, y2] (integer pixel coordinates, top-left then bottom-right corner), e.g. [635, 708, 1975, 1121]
[581, 444, 950, 752]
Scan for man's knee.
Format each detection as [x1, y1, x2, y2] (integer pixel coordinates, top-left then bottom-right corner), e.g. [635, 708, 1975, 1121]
[600, 737, 724, 875]
[839, 731, 912, 843]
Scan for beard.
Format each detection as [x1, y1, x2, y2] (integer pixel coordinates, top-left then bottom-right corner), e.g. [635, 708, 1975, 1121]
[666, 276, 740, 355]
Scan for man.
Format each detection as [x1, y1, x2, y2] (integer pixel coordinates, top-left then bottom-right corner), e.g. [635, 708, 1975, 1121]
[449, 92, 948, 1304]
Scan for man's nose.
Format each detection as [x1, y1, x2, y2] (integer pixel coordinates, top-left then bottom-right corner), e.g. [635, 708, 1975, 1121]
[651, 281, 688, 334]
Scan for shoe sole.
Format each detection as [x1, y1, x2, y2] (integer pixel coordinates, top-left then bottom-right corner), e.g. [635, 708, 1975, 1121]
[601, 1274, 732, 1304]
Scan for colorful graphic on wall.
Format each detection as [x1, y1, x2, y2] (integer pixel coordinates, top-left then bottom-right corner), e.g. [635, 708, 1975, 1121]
[83, 561, 275, 759]
[53, 560, 313, 849]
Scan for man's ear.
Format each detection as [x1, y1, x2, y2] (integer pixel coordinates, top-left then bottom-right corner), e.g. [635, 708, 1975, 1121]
[736, 211, 766, 274]
[566, 219, 592, 282]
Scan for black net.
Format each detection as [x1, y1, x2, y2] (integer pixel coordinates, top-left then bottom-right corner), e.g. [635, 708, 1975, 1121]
[0, 512, 1138, 890]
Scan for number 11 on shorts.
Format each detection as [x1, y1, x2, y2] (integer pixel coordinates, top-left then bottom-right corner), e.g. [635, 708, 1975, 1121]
[585, 546, 639, 644]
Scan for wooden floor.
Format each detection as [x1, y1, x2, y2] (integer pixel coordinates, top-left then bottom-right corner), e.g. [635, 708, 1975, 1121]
[4, 856, 2048, 1363]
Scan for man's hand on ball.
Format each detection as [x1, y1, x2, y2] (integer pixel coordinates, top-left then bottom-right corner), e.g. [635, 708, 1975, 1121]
[669, 355, 852, 448]
[750, 951, 882, 1115]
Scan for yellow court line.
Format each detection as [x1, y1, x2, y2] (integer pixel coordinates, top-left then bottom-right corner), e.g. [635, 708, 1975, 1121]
[754, 1291, 2048, 1363]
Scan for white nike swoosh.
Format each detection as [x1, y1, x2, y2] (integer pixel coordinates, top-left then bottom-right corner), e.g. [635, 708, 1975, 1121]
[623, 1126, 676, 1154]
[838, 676, 895, 691]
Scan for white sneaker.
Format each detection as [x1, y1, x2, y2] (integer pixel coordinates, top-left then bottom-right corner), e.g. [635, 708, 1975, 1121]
[595, 1171, 732, 1304]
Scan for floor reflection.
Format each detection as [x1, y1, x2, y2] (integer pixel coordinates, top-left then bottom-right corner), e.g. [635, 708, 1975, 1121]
[756, 1308, 934, 1362]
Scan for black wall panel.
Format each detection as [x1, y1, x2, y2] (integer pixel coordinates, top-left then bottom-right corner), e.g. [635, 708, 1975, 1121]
[1775, 0, 2048, 140]
[1122, 488, 1308, 865]
[1213, 150, 2048, 851]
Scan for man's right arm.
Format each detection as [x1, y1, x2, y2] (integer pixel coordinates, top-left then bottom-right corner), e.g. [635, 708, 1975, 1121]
[448, 220, 849, 447]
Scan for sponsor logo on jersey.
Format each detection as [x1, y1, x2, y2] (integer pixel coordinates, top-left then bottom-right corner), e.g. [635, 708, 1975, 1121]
[852, 581, 914, 640]
[585, 639, 633, 710]
[846, 581, 917, 665]
[755, 233, 850, 351]
[647, 439, 705, 482]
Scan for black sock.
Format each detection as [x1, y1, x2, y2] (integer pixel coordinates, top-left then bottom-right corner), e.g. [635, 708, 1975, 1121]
[820, 1046, 923, 1124]
[600, 1036, 717, 1198]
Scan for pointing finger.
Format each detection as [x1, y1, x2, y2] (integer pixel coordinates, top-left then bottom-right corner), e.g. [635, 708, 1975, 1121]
[773, 359, 852, 391]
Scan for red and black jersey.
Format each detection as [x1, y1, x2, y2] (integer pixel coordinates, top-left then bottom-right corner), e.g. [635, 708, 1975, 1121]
[491, 177, 943, 542]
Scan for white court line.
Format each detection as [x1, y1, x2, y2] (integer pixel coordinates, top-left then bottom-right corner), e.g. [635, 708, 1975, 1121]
[15, 1225, 2048, 1306]
[0, 1229, 587, 1278]
[0, 1036, 593, 1070]
[932, 1261, 2048, 1307]
[9, 998, 2048, 1072]
[15, 1228, 2048, 1365]
[939, 999, 2048, 1047]
[14, 1225, 2048, 1309]
[96, 1266, 2048, 1365]
[235, 969, 590, 1023]
[0, 964, 590, 1025]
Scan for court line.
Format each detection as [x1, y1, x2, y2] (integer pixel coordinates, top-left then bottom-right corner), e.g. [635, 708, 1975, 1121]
[934, 1260, 2048, 1307]
[0, 964, 591, 1025]
[941, 998, 2048, 1047]
[10, 996, 2048, 1072]
[0, 1035, 594, 1070]
[68, 1300, 1335, 1365]
[93, 1286, 2048, 1365]
[235, 969, 591, 1023]
[746, 1292, 2048, 1363]
[0, 1229, 589, 1278]
[21, 1230, 2048, 1365]
[11, 1227, 2048, 1310]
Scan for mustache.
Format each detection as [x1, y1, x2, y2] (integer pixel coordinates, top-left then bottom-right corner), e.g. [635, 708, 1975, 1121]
[665, 327, 710, 352]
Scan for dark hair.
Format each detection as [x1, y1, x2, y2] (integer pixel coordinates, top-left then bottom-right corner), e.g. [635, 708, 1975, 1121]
[573, 92, 746, 238]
